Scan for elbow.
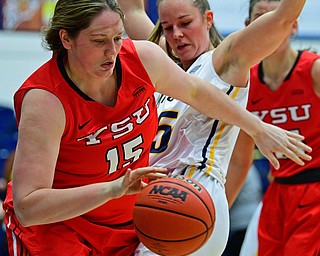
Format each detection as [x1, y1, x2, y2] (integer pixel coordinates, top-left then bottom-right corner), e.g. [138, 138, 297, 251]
[14, 201, 36, 227]
[15, 208, 32, 227]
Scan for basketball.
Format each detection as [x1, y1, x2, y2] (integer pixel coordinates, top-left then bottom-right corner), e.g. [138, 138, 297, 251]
[133, 174, 215, 256]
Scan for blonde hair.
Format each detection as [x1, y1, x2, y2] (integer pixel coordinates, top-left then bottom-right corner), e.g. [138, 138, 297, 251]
[149, 0, 223, 63]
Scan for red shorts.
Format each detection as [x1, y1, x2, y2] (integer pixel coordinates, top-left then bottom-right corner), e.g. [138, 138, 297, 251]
[3, 184, 139, 256]
[4, 213, 139, 256]
[258, 181, 320, 256]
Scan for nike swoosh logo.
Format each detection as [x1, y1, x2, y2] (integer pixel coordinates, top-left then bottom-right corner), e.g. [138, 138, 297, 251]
[252, 98, 263, 105]
[78, 118, 92, 130]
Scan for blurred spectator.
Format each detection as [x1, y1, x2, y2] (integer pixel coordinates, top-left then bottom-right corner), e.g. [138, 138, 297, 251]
[2, 0, 56, 31]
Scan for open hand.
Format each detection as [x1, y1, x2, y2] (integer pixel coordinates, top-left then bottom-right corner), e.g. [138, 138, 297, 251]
[253, 122, 312, 169]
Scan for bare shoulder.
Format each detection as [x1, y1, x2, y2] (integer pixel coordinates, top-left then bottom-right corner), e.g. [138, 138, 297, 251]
[312, 57, 320, 97]
[132, 40, 175, 84]
[20, 89, 65, 132]
[133, 40, 164, 59]
[22, 89, 64, 115]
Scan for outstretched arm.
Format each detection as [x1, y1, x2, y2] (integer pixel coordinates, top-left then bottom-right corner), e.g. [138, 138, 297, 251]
[135, 40, 312, 170]
[118, 0, 155, 39]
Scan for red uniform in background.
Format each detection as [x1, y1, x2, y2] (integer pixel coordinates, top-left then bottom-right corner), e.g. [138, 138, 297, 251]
[247, 50, 320, 256]
[4, 39, 158, 256]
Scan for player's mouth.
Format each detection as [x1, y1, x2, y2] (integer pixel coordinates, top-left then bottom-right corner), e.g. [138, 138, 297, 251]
[101, 60, 114, 70]
[176, 43, 190, 51]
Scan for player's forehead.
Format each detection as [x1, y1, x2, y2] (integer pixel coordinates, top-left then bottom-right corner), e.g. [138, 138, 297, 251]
[251, 0, 279, 18]
[80, 10, 124, 38]
[252, 0, 279, 13]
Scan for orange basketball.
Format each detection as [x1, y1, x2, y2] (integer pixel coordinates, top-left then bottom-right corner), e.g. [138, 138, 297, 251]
[133, 175, 215, 256]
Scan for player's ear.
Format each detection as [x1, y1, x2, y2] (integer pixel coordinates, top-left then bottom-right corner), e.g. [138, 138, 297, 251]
[205, 10, 214, 29]
[291, 20, 298, 36]
[60, 29, 72, 50]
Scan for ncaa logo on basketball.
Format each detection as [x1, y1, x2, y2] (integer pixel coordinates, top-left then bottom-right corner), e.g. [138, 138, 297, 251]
[149, 185, 188, 202]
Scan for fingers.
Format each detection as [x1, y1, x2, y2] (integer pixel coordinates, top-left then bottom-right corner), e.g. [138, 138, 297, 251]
[282, 148, 305, 166]
[270, 138, 312, 167]
[140, 166, 168, 174]
[264, 153, 280, 170]
[123, 167, 168, 195]
[262, 146, 303, 170]
[126, 167, 168, 186]
[288, 142, 312, 162]
[288, 136, 312, 154]
[132, 167, 168, 178]
[143, 172, 168, 179]
[285, 135, 312, 164]
[255, 128, 313, 169]
[285, 130, 305, 140]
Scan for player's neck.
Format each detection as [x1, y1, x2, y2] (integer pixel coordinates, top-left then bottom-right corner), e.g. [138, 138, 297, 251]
[261, 47, 298, 91]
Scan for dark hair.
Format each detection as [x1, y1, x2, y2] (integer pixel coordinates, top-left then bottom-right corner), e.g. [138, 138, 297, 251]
[41, 0, 124, 55]
[149, 0, 223, 63]
[248, 0, 280, 21]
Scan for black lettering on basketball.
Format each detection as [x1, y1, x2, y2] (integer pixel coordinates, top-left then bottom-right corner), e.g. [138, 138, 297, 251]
[168, 174, 202, 192]
[149, 185, 188, 201]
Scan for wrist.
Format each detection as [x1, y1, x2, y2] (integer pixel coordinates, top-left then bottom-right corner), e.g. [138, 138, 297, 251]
[245, 115, 264, 139]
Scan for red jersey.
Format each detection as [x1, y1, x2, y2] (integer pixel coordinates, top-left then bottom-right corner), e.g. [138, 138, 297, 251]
[4, 39, 158, 255]
[247, 50, 320, 178]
